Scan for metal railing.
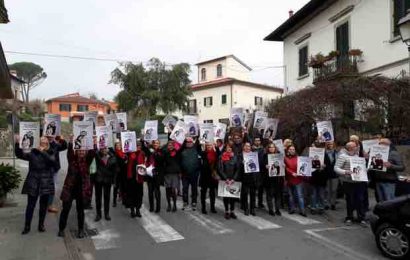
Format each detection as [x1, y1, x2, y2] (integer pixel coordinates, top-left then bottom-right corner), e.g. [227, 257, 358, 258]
[313, 55, 359, 83]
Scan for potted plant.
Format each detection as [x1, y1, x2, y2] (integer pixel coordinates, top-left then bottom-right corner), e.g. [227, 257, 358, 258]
[0, 163, 21, 207]
[309, 53, 326, 68]
[348, 49, 363, 57]
[328, 50, 340, 59]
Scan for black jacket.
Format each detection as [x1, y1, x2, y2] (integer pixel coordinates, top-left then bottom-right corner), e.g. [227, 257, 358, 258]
[218, 155, 239, 181]
[94, 151, 119, 184]
[162, 149, 181, 175]
[324, 149, 338, 179]
[49, 138, 67, 172]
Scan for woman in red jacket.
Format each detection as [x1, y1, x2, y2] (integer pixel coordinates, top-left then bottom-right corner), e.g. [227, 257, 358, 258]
[284, 145, 306, 217]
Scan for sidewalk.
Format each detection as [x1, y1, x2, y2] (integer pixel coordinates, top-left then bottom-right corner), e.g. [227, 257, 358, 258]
[0, 158, 70, 260]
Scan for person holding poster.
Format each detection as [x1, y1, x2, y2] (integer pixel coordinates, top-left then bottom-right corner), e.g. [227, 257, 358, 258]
[239, 143, 259, 216]
[309, 144, 327, 213]
[113, 141, 127, 208]
[324, 141, 339, 211]
[252, 137, 266, 209]
[162, 141, 182, 212]
[199, 142, 219, 214]
[218, 144, 239, 220]
[284, 145, 307, 217]
[263, 143, 284, 216]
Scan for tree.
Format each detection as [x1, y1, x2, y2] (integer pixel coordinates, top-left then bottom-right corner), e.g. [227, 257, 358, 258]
[8, 62, 47, 103]
[110, 58, 191, 117]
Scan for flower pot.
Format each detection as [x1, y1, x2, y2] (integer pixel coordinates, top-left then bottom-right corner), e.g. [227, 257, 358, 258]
[0, 194, 6, 207]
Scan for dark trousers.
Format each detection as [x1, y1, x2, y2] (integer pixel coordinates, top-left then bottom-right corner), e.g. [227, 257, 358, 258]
[241, 184, 256, 211]
[223, 197, 235, 212]
[200, 186, 216, 210]
[343, 182, 367, 221]
[147, 180, 161, 211]
[25, 194, 49, 228]
[266, 182, 282, 211]
[182, 173, 199, 204]
[59, 196, 85, 232]
[258, 185, 264, 206]
[95, 182, 111, 216]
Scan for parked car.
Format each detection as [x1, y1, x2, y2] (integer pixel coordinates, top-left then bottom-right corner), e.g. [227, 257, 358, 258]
[369, 195, 410, 259]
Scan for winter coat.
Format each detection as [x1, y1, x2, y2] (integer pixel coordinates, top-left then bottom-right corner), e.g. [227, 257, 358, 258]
[142, 142, 165, 186]
[15, 143, 57, 197]
[262, 153, 285, 187]
[334, 153, 360, 183]
[162, 148, 181, 175]
[94, 151, 119, 184]
[324, 149, 338, 179]
[218, 154, 239, 181]
[49, 138, 68, 172]
[200, 150, 219, 188]
[284, 155, 303, 186]
[180, 146, 202, 176]
[238, 153, 258, 186]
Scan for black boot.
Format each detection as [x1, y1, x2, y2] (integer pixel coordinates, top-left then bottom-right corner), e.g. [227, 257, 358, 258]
[77, 229, 85, 239]
[135, 208, 142, 218]
[202, 205, 208, 214]
[57, 230, 65, 237]
[38, 224, 46, 232]
[210, 205, 217, 214]
[94, 214, 102, 222]
[130, 208, 136, 218]
[21, 226, 30, 235]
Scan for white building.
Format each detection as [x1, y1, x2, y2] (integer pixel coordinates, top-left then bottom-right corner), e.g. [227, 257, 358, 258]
[186, 55, 283, 124]
[9, 70, 24, 102]
[264, 0, 410, 92]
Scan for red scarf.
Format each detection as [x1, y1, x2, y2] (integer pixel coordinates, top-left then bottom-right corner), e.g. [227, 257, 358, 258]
[206, 150, 217, 165]
[127, 150, 146, 183]
[168, 148, 176, 157]
[221, 151, 233, 162]
[115, 149, 126, 159]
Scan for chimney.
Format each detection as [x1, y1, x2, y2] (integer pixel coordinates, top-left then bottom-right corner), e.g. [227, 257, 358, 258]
[10, 70, 17, 76]
[289, 10, 294, 17]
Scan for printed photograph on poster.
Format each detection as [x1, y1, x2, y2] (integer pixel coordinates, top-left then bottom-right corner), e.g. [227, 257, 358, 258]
[272, 139, 285, 154]
[96, 126, 113, 150]
[19, 122, 40, 150]
[230, 107, 244, 127]
[83, 111, 98, 130]
[144, 120, 158, 141]
[73, 121, 94, 150]
[309, 147, 325, 170]
[214, 123, 227, 140]
[183, 115, 199, 137]
[120, 131, 137, 153]
[297, 156, 312, 177]
[350, 157, 369, 182]
[116, 112, 127, 131]
[253, 111, 268, 130]
[170, 120, 187, 144]
[368, 145, 390, 172]
[244, 112, 253, 130]
[362, 139, 379, 155]
[316, 121, 334, 142]
[162, 115, 177, 132]
[136, 164, 147, 176]
[104, 114, 119, 133]
[199, 123, 214, 143]
[43, 114, 61, 137]
[263, 118, 279, 139]
[267, 154, 285, 177]
[217, 181, 242, 198]
[243, 152, 260, 173]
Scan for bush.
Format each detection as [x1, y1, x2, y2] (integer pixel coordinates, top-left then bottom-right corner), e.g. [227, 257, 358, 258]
[0, 163, 22, 197]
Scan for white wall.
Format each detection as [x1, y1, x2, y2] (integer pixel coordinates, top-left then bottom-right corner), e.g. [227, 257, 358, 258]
[225, 56, 250, 81]
[197, 59, 227, 83]
[232, 83, 282, 110]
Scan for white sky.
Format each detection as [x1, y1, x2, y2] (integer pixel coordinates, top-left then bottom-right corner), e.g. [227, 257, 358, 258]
[0, 0, 308, 101]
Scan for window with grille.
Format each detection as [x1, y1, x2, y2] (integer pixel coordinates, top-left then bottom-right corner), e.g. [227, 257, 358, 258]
[221, 94, 227, 105]
[204, 97, 213, 107]
[298, 46, 308, 77]
[255, 96, 263, 106]
[393, 0, 410, 36]
[217, 64, 223, 77]
[77, 105, 89, 112]
[59, 104, 71, 112]
[201, 68, 206, 81]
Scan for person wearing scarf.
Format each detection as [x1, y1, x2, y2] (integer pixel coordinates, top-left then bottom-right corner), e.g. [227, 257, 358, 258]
[263, 143, 283, 216]
[200, 143, 218, 214]
[114, 142, 127, 207]
[239, 142, 259, 216]
[163, 141, 182, 212]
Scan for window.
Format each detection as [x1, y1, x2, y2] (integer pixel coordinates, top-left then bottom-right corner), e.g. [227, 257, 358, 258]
[204, 97, 213, 107]
[336, 21, 350, 68]
[393, 0, 410, 36]
[216, 64, 222, 77]
[204, 120, 213, 123]
[201, 68, 206, 81]
[255, 96, 263, 106]
[59, 103, 71, 112]
[221, 94, 227, 105]
[298, 45, 308, 77]
[188, 99, 197, 114]
[77, 105, 89, 112]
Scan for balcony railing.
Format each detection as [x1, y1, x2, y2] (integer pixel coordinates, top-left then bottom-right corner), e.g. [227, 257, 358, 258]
[313, 55, 359, 83]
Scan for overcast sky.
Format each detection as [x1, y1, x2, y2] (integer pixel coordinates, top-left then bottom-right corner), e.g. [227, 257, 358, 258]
[0, 0, 308, 101]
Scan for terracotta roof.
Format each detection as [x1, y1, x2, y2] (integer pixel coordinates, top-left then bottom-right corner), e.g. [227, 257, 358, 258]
[191, 77, 283, 93]
[195, 55, 252, 71]
[46, 93, 110, 105]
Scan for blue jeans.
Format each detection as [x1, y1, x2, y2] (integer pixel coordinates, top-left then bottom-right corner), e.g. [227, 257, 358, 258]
[311, 186, 325, 209]
[288, 184, 305, 212]
[376, 182, 396, 202]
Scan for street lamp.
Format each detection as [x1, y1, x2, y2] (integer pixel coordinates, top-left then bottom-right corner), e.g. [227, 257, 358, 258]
[398, 9, 410, 75]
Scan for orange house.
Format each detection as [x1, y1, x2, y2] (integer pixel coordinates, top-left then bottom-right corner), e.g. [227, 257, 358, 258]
[45, 93, 117, 122]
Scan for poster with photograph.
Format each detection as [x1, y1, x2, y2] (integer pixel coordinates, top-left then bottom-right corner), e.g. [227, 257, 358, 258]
[263, 118, 279, 139]
[362, 139, 379, 155]
[116, 112, 127, 131]
[317, 121, 334, 142]
[144, 120, 158, 141]
[162, 115, 177, 132]
[309, 147, 325, 170]
[230, 107, 244, 127]
[267, 154, 285, 177]
[199, 123, 214, 143]
[217, 181, 242, 198]
[273, 139, 285, 154]
[170, 120, 187, 144]
[104, 114, 119, 133]
[253, 111, 268, 130]
[214, 122, 227, 140]
[43, 114, 61, 137]
[243, 152, 260, 173]
[244, 112, 253, 130]
[73, 121, 94, 150]
[96, 126, 113, 150]
[83, 111, 98, 130]
[184, 115, 199, 137]
[120, 131, 137, 153]
[367, 145, 390, 172]
[19, 122, 40, 150]
[136, 164, 147, 176]
[350, 157, 369, 182]
[297, 156, 312, 177]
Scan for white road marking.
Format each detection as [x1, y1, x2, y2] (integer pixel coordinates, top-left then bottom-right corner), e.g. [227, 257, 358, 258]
[176, 201, 233, 235]
[138, 205, 184, 243]
[281, 212, 321, 225]
[85, 212, 120, 250]
[214, 200, 281, 230]
[82, 253, 95, 260]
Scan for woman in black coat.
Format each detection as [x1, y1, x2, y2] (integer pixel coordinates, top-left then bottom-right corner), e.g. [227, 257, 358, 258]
[200, 142, 219, 214]
[15, 136, 57, 235]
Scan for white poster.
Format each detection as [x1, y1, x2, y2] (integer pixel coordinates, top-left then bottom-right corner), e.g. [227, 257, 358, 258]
[243, 152, 260, 173]
[317, 121, 334, 142]
[297, 156, 312, 177]
[214, 122, 227, 140]
[83, 111, 98, 130]
[254, 111, 268, 130]
[309, 147, 325, 170]
[43, 114, 61, 137]
[162, 115, 177, 132]
[73, 121, 94, 150]
[267, 153, 285, 177]
[230, 107, 244, 127]
[200, 123, 214, 143]
[368, 145, 390, 172]
[121, 131, 137, 153]
[19, 122, 40, 150]
[362, 139, 379, 155]
[273, 139, 285, 154]
[170, 120, 187, 144]
[184, 115, 199, 137]
[116, 112, 127, 131]
[350, 157, 369, 182]
[144, 120, 158, 141]
[96, 126, 113, 150]
[104, 113, 119, 133]
[263, 118, 279, 139]
[244, 112, 253, 129]
[217, 181, 242, 198]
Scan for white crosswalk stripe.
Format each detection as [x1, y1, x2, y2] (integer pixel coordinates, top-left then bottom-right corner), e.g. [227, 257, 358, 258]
[281, 212, 321, 225]
[85, 211, 121, 250]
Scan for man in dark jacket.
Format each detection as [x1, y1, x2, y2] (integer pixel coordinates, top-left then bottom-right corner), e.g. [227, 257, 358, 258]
[324, 142, 338, 210]
[252, 137, 265, 209]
